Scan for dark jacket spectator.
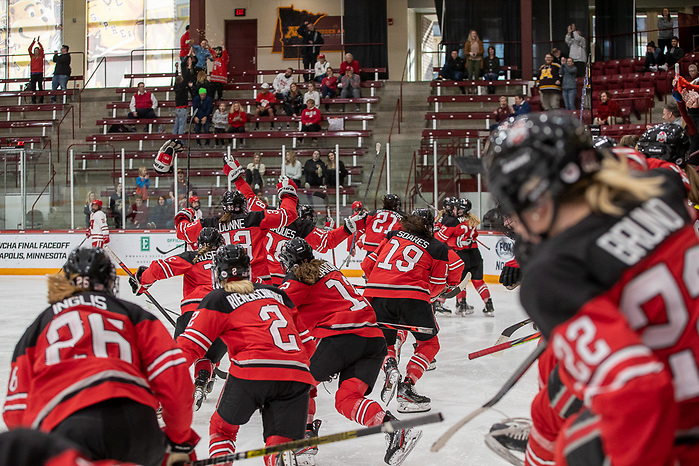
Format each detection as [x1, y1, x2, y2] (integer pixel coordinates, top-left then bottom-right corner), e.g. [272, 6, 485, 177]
[643, 42, 663, 71]
[665, 37, 684, 68]
[511, 94, 531, 116]
[299, 22, 324, 81]
[324, 152, 347, 187]
[303, 151, 327, 187]
[149, 196, 172, 229]
[284, 83, 305, 117]
[129, 196, 149, 229]
[109, 184, 123, 229]
[439, 50, 466, 81]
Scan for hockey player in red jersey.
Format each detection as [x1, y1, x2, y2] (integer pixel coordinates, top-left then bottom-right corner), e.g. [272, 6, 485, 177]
[177, 244, 314, 466]
[362, 194, 404, 254]
[130, 227, 226, 411]
[3, 248, 199, 466]
[486, 111, 699, 465]
[86, 199, 109, 247]
[362, 209, 463, 414]
[278, 237, 423, 465]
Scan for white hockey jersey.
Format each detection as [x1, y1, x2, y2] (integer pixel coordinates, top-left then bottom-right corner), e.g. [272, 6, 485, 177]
[88, 210, 110, 247]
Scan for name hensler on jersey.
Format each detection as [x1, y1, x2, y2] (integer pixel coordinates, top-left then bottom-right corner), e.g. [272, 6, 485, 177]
[226, 287, 285, 308]
[396, 230, 430, 249]
[596, 198, 685, 266]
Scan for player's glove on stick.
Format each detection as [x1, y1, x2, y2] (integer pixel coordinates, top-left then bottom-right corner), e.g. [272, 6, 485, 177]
[344, 211, 367, 234]
[164, 433, 198, 466]
[129, 265, 149, 295]
[277, 176, 298, 200]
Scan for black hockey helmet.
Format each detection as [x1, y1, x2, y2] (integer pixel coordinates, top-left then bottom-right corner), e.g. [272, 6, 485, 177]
[456, 199, 472, 216]
[485, 111, 602, 215]
[298, 204, 316, 223]
[63, 247, 117, 294]
[221, 190, 247, 214]
[214, 244, 251, 283]
[592, 136, 617, 152]
[197, 227, 224, 250]
[279, 237, 315, 273]
[383, 194, 402, 211]
[637, 123, 690, 166]
[441, 196, 457, 213]
[411, 208, 435, 233]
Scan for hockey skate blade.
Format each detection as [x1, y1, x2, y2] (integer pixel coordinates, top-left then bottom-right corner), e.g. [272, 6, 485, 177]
[193, 387, 205, 412]
[387, 429, 423, 466]
[381, 370, 401, 405]
[296, 453, 316, 466]
[484, 434, 524, 466]
[397, 401, 431, 414]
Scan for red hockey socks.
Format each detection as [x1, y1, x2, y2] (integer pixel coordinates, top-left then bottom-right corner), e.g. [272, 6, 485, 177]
[264, 435, 294, 466]
[456, 289, 467, 301]
[209, 411, 239, 457]
[385, 345, 396, 362]
[406, 336, 440, 384]
[336, 378, 385, 427]
[472, 279, 491, 302]
[307, 386, 317, 424]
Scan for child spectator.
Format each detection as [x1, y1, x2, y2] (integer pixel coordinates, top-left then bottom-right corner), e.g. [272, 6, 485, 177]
[246, 152, 266, 191]
[321, 67, 338, 111]
[173, 76, 189, 135]
[339, 53, 360, 74]
[284, 82, 304, 120]
[209, 46, 228, 101]
[227, 101, 247, 145]
[273, 67, 294, 99]
[191, 39, 213, 73]
[593, 91, 620, 124]
[561, 57, 578, 111]
[283, 150, 303, 186]
[300, 98, 321, 145]
[255, 83, 276, 130]
[303, 149, 326, 188]
[314, 54, 330, 82]
[135, 166, 150, 201]
[212, 102, 229, 146]
[304, 81, 321, 110]
[324, 150, 347, 188]
[340, 67, 361, 112]
[109, 182, 123, 229]
[129, 194, 149, 229]
[192, 87, 213, 145]
[149, 195, 173, 229]
[28, 37, 45, 104]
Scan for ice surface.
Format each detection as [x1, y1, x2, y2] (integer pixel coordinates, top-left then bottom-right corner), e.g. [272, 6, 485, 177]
[0, 275, 538, 465]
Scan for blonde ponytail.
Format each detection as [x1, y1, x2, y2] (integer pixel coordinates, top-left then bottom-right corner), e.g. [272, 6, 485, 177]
[223, 280, 255, 294]
[47, 273, 84, 304]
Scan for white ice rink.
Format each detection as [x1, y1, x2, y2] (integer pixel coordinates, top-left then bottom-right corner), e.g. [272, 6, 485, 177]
[0, 275, 538, 465]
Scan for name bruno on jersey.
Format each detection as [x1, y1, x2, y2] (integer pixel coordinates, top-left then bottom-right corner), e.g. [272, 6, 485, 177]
[596, 198, 685, 266]
[225, 287, 285, 309]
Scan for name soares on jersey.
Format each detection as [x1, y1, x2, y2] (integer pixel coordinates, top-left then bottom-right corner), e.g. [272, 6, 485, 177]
[225, 287, 285, 309]
[396, 230, 430, 249]
[596, 197, 685, 266]
[51, 294, 108, 314]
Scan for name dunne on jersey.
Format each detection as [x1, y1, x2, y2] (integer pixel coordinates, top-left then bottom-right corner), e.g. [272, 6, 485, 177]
[51, 294, 108, 314]
[596, 198, 685, 266]
[219, 219, 246, 232]
[225, 288, 285, 309]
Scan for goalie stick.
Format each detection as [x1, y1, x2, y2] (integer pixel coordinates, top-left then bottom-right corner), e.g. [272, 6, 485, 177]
[431, 343, 545, 452]
[178, 412, 443, 466]
[156, 243, 184, 255]
[491, 318, 533, 357]
[468, 332, 541, 360]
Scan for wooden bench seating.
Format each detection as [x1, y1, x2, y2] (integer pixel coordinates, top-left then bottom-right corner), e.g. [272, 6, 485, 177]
[430, 79, 529, 96]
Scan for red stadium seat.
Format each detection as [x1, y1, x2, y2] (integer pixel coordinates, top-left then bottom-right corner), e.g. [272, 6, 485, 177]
[619, 59, 634, 75]
[592, 75, 608, 90]
[591, 61, 604, 76]
[606, 75, 625, 90]
[622, 74, 640, 90]
[604, 60, 620, 76]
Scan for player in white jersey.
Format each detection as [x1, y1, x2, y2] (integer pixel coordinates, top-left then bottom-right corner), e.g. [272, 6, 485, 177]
[87, 199, 109, 247]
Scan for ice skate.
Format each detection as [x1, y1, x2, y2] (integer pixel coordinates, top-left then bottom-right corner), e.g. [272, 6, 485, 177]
[484, 418, 530, 466]
[483, 299, 495, 317]
[432, 300, 452, 315]
[380, 357, 401, 405]
[383, 411, 423, 465]
[206, 376, 216, 394]
[193, 369, 210, 411]
[456, 298, 474, 316]
[396, 380, 431, 413]
[295, 419, 322, 465]
[271, 450, 299, 466]
[426, 358, 437, 371]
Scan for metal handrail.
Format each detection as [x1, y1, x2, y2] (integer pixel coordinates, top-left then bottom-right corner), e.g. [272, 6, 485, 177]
[79, 56, 106, 127]
[57, 105, 75, 152]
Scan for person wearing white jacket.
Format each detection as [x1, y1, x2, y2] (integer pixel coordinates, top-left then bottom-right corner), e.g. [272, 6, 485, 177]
[87, 199, 110, 247]
[565, 24, 587, 77]
[273, 68, 295, 99]
[313, 54, 330, 82]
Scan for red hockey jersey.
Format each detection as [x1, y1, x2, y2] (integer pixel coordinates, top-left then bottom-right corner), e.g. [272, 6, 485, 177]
[362, 209, 403, 253]
[279, 261, 384, 339]
[177, 284, 315, 385]
[140, 250, 215, 314]
[435, 214, 478, 250]
[362, 230, 460, 301]
[3, 292, 195, 445]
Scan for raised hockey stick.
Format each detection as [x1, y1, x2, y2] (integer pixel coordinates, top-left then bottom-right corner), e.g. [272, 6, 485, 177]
[491, 318, 533, 357]
[377, 321, 437, 335]
[430, 343, 545, 452]
[156, 243, 184, 255]
[104, 246, 178, 327]
[180, 412, 443, 466]
[468, 332, 541, 360]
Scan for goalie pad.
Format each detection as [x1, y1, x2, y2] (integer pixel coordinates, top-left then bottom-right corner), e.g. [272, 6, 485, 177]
[153, 139, 184, 174]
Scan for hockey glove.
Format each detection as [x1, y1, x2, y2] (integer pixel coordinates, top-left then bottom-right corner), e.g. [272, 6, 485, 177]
[440, 284, 461, 299]
[277, 176, 298, 200]
[153, 139, 184, 175]
[499, 259, 521, 290]
[343, 211, 367, 234]
[165, 433, 198, 466]
[175, 207, 196, 225]
[129, 266, 148, 295]
[223, 154, 245, 181]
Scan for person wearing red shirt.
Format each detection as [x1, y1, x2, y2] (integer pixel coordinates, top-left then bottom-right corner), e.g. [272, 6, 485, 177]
[300, 98, 321, 144]
[179, 25, 191, 62]
[339, 52, 360, 75]
[321, 67, 338, 112]
[593, 91, 620, 124]
[28, 37, 44, 103]
[210, 46, 229, 101]
[177, 244, 314, 465]
[254, 82, 276, 130]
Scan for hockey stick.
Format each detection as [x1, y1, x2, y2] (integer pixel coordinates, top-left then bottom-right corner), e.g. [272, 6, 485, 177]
[468, 332, 541, 360]
[377, 321, 437, 335]
[181, 412, 443, 466]
[430, 343, 545, 452]
[343, 142, 382, 267]
[104, 246, 178, 327]
[156, 243, 185, 255]
[440, 272, 471, 299]
[491, 318, 533, 357]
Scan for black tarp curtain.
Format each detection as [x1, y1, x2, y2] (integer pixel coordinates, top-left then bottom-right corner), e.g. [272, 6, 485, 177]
[344, 0, 389, 80]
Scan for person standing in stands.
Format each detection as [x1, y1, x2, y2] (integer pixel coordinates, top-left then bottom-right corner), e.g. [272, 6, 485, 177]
[561, 57, 578, 111]
[657, 8, 674, 57]
[173, 75, 189, 136]
[28, 37, 44, 104]
[210, 46, 229, 101]
[191, 39, 213, 74]
[482, 46, 500, 94]
[536, 53, 562, 110]
[565, 23, 587, 77]
[463, 30, 484, 85]
[50, 44, 70, 103]
[299, 21, 324, 82]
[180, 25, 192, 63]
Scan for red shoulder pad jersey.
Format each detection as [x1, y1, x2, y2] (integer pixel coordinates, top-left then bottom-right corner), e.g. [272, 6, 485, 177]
[279, 261, 384, 340]
[3, 292, 195, 444]
[435, 214, 478, 250]
[177, 284, 315, 385]
[363, 209, 403, 253]
[520, 169, 699, 465]
[362, 230, 460, 301]
[140, 250, 214, 314]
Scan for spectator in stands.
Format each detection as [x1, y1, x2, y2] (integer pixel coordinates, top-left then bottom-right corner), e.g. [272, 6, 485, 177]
[192, 87, 213, 145]
[50, 44, 70, 103]
[179, 55, 197, 98]
[314, 54, 330, 83]
[665, 36, 684, 69]
[643, 41, 662, 71]
[510, 93, 531, 116]
[194, 70, 211, 98]
[303, 149, 326, 188]
[321, 67, 338, 111]
[255, 83, 276, 130]
[84, 191, 95, 228]
[339, 53, 360, 75]
[149, 195, 172, 229]
[438, 50, 466, 82]
[129, 194, 149, 229]
[210, 46, 228, 101]
[135, 166, 150, 201]
[561, 57, 578, 111]
[169, 169, 188, 207]
[490, 96, 512, 131]
[657, 8, 674, 57]
[299, 21, 324, 82]
[662, 102, 682, 126]
[300, 98, 321, 145]
[565, 24, 587, 77]
[180, 25, 191, 63]
[110, 183, 123, 229]
[536, 53, 562, 110]
[304, 81, 321, 110]
[28, 37, 44, 104]
[173, 76, 189, 135]
[340, 67, 361, 112]
[464, 30, 484, 85]
[482, 46, 500, 94]
[284, 82, 304, 121]
[212, 102, 229, 146]
[551, 48, 563, 65]
[227, 101, 247, 144]
[283, 150, 303, 186]
[593, 91, 621, 124]
[273, 67, 294, 100]
[246, 152, 266, 191]
[324, 150, 347, 188]
[688, 64, 699, 84]
[191, 39, 213, 73]
[127, 82, 157, 127]
[619, 134, 640, 148]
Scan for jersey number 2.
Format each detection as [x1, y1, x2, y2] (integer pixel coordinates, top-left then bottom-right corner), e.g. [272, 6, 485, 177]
[259, 304, 300, 352]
